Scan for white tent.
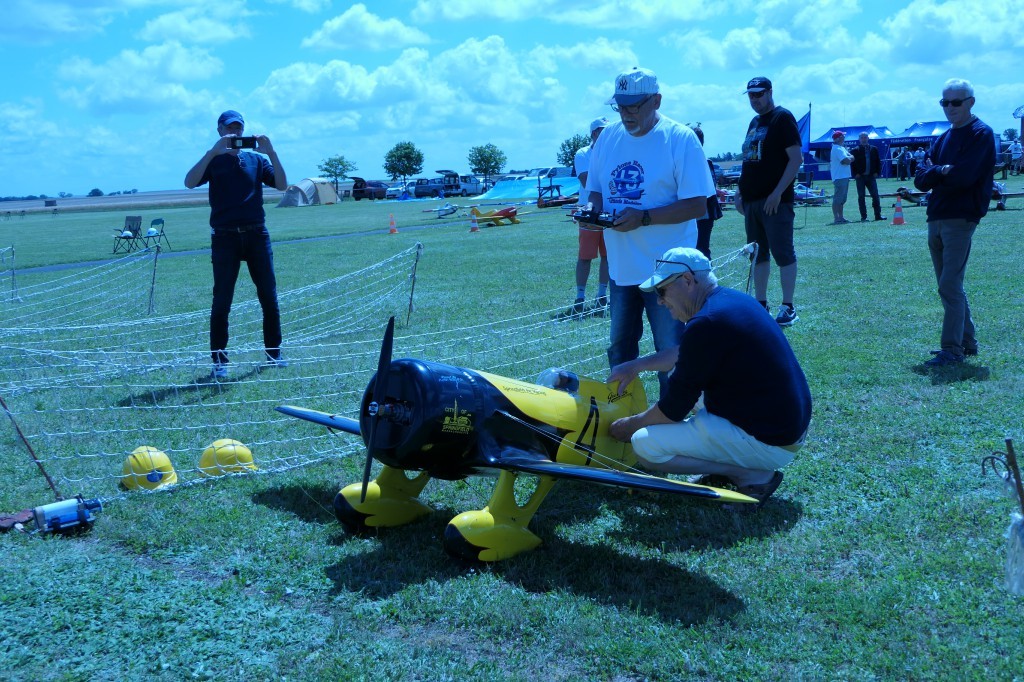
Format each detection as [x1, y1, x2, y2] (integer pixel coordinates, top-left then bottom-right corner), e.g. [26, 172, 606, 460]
[276, 178, 338, 207]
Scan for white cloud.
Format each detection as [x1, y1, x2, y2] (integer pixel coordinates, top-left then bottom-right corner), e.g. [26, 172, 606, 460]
[268, 0, 331, 12]
[0, 0, 116, 44]
[302, 4, 430, 51]
[527, 38, 639, 74]
[411, 0, 724, 28]
[883, 0, 1024, 55]
[56, 42, 224, 113]
[139, 5, 254, 45]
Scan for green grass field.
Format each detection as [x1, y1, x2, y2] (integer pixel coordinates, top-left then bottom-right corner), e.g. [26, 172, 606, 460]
[2, 179, 1024, 681]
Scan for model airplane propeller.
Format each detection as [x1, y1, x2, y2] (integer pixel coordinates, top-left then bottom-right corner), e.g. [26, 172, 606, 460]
[277, 317, 756, 561]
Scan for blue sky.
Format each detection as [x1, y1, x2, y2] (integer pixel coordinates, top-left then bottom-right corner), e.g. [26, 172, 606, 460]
[2, 0, 1022, 197]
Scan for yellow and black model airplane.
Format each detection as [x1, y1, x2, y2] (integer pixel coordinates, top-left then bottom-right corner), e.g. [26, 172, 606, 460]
[469, 205, 523, 226]
[277, 318, 756, 561]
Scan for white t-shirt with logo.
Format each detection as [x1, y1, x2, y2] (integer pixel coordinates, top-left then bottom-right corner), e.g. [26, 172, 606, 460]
[585, 116, 713, 285]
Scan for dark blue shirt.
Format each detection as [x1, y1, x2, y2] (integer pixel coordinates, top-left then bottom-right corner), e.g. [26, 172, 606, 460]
[914, 116, 995, 224]
[198, 152, 277, 229]
[657, 287, 812, 446]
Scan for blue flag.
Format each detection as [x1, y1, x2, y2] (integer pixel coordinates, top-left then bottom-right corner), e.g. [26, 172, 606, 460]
[797, 105, 811, 154]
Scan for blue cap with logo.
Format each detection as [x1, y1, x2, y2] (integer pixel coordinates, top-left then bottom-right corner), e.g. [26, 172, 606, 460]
[218, 110, 245, 127]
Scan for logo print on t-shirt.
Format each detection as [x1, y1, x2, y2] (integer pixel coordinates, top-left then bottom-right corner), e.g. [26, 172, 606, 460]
[608, 161, 645, 201]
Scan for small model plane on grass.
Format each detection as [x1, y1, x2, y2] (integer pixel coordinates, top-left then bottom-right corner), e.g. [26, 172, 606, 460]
[277, 317, 756, 562]
[469, 206, 523, 226]
[421, 202, 465, 219]
[887, 182, 1021, 210]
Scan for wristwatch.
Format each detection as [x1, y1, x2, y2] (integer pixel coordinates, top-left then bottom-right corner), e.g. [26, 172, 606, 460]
[641, 210, 651, 226]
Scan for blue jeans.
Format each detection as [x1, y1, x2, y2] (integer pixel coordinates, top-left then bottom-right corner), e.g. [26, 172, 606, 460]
[927, 218, 977, 356]
[608, 281, 683, 396]
[210, 227, 282, 363]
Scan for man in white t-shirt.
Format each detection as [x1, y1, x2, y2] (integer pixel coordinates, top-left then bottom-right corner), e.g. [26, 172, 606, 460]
[829, 130, 853, 224]
[581, 67, 715, 393]
[560, 117, 610, 318]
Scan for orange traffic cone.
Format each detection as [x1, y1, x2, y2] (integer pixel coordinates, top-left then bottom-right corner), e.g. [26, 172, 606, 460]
[469, 213, 479, 233]
[891, 196, 905, 226]
[388, 214, 398, 234]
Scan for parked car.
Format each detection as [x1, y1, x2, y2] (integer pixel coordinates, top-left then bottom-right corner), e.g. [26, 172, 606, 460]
[720, 166, 742, 185]
[351, 177, 387, 200]
[385, 182, 412, 199]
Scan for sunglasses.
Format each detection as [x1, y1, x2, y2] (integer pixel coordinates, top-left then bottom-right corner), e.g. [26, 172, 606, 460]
[611, 95, 653, 114]
[654, 274, 681, 299]
[939, 97, 972, 108]
[653, 260, 710, 298]
[747, 90, 768, 99]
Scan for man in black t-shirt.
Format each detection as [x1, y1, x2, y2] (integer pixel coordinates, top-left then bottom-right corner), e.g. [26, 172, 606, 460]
[734, 76, 803, 327]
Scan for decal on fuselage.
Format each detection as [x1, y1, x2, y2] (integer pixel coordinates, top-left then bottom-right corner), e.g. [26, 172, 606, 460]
[442, 397, 473, 434]
[573, 396, 600, 465]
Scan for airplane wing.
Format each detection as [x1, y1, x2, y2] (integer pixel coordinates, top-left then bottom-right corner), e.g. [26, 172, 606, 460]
[495, 454, 758, 504]
[276, 405, 361, 436]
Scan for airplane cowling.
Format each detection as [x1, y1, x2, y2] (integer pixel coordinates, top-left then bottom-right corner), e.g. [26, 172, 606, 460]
[359, 359, 490, 478]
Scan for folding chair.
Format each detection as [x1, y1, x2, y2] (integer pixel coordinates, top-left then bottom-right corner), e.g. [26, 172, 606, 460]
[141, 218, 171, 251]
[113, 216, 143, 254]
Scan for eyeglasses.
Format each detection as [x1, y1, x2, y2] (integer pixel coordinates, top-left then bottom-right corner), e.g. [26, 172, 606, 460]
[939, 97, 972, 108]
[611, 95, 653, 114]
[747, 90, 767, 99]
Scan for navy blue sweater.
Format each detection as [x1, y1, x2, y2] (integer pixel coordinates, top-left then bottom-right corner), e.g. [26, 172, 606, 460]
[914, 117, 995, 224]
[658, 287, 812, 446]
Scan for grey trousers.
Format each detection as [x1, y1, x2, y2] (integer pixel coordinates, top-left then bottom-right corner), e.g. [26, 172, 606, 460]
[927, 218, 978, 356]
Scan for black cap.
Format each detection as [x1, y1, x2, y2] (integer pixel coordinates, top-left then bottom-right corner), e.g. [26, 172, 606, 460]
[743, 77, 772, 94]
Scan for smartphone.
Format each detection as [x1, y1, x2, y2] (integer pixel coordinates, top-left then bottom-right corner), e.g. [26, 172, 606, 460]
[231, 136, 258, 149]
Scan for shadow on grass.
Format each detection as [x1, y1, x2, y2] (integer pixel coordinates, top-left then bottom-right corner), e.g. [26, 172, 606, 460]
[251, 484, 338, 524]
[911, 362, 990, 384]
[311, 481, 794, 625]
[115, 367, 259, 407]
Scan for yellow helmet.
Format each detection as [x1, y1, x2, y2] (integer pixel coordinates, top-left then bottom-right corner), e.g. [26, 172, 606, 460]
[121, 446, 178, 491]
[199, 439, 257, 477]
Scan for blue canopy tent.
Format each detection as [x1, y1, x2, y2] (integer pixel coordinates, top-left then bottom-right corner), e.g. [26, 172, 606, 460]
[806, 125, 897, 180]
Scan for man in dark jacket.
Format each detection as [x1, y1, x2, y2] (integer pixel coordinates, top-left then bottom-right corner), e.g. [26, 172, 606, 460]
[914, 78, 995, 367]
[850, 133, 886, 222]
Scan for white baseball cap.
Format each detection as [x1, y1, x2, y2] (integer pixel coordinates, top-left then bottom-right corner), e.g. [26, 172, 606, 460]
[605, 68, 659, 106]
[639, 247, 712, 292]
[590, 117, 610, 133]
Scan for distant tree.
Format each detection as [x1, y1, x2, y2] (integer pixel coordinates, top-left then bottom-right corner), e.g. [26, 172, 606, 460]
[59, 191, 71, 198]
[1004, 128, 1019, 142]
[318, 155, 358, 194]
[383, 142, 424, 183]
[557, 134, 590, 174]
[88, 188, 103, 197]
[467, 144, 507, 184]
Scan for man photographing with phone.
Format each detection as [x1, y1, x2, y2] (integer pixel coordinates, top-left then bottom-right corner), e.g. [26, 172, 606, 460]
[184, 109, 289, 378]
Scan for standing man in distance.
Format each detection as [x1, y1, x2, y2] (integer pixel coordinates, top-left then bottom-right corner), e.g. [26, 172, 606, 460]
[914, 78, 995, 367]
[850, 132, 886, 222]
[829, 130, 853, 224]
[184, 110, 288, 378]
[734, 76, 803, 326]
[583, 67, 714, 393]
[561, 117, 610, 317]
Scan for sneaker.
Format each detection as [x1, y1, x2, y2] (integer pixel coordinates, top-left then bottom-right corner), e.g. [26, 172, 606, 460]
[924, 350, 964, 367]
[596, 295, 609, 308]
[736, 471, 784, 508]
[874, 216, 887, 221]
[860, 217, 869, 222]
[557, 298, 586, 320]
[265, 354, 289, 368]
[775, 304, 798, 327]
[212, 363, 229, 379]
[964, 346, 979, 357]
